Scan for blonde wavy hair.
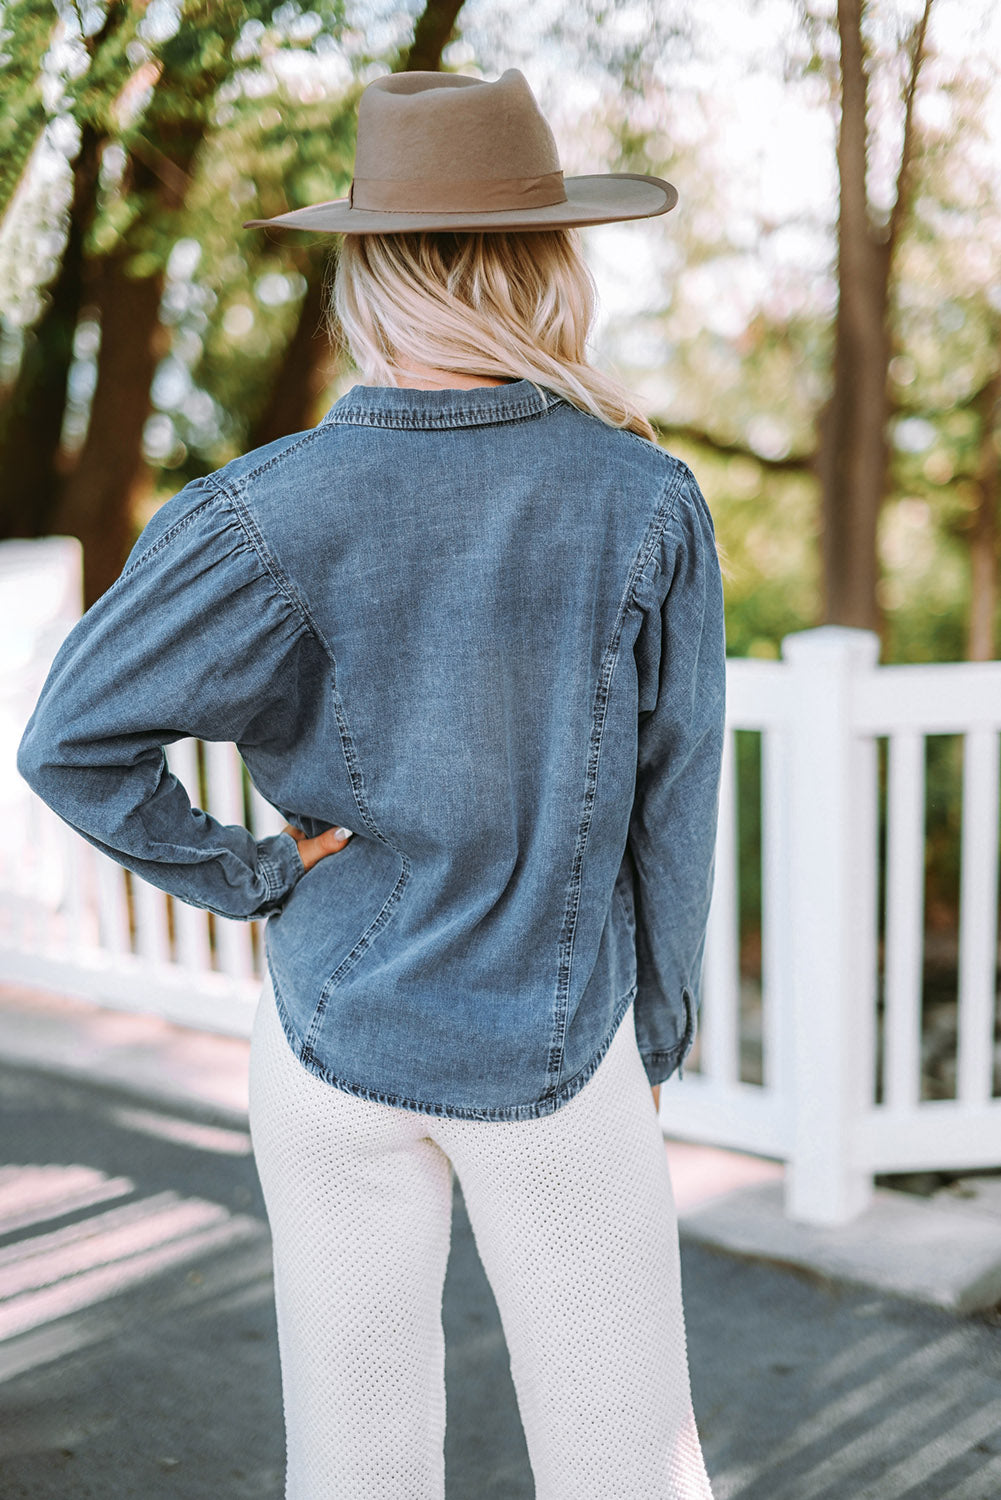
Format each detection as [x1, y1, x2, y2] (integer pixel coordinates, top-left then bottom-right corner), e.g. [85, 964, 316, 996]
[328, 229, 656, 442]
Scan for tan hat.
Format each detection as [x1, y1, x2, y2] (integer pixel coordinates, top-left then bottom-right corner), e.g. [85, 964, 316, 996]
[243, 68, 677, 235]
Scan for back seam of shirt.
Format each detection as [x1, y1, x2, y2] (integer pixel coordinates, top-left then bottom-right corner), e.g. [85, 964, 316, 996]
[549, 457, 691, 1093]
[207, 470, 407, 854]
[210, 471, 416, 1055]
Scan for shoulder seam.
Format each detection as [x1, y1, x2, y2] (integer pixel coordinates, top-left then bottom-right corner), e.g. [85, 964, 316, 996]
[237, 425, 330, 486]
[628, 459, 692, 609]
[118, 479, 213, 581]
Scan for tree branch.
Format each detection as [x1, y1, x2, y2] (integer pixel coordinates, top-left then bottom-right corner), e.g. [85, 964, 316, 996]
[128, 133, 191, 207]
[649, 420, 815, 474]
[401, 0, 466, 72]
[886, 0, 934, 258]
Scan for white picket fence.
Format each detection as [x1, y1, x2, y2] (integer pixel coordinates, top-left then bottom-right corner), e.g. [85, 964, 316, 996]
[1, 733, 283, 1035]
[1, 538, 1000, 1224]
[662, 629, 1001, 1224]
[0, 538, 282, 1036]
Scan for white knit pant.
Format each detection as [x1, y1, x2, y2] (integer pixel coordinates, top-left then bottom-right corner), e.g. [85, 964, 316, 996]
[249, 978, 715, 1500]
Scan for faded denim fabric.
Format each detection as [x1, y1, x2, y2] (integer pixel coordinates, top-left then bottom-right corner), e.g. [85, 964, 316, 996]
[18, 379, 725, 1120]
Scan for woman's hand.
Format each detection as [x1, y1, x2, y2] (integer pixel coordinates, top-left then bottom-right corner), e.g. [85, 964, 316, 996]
[282, 822, 353, 873]
[651, 1083, 661, 1113]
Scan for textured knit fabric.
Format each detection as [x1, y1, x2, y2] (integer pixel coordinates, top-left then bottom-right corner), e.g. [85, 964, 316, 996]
[249, 975, 715, 1500]
[18, 379, 726, 1119]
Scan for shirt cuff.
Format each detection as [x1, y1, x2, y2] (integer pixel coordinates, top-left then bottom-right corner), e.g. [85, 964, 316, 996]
[256, 830, 306, 906]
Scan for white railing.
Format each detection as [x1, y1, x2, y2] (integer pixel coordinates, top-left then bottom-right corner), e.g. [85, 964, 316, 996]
[2, 734, 284, 1035]
[663, 628, 1001, 1224]
[0, 538, 282, 1035]
[2, 539, 1000, 1224]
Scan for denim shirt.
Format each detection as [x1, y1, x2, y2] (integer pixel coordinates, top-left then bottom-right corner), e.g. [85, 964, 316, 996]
[17, 379, 725, 1120]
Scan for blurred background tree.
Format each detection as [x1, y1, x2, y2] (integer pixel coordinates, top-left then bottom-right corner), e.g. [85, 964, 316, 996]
[0, 0, 998, 655]
[0, 0, 464, 602]
[575, 0, 1000, 663]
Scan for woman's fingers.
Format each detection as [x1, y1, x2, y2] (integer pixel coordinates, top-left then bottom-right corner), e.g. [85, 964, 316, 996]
[319, 825, 354, 853]
[282, 823, 353, 873]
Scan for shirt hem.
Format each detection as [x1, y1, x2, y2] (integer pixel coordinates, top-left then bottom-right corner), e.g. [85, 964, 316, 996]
[638, 986, 696, 1083]
[638, 1046, 688, 1086]
[265, 969, 640, 1121]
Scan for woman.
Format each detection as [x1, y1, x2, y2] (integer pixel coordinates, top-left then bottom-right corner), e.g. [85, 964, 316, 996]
[18, 69, 724, 1500]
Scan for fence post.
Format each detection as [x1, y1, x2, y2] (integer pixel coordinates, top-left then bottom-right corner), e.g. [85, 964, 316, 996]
[780, 626, 881, 1224]
[0, 537, 83, 913]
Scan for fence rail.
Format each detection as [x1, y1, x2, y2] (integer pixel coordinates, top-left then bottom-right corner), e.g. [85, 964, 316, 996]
[2, 538, 1000, 1224]
[0, 738, 279, 1037]
[668, 629, 1001, 1223]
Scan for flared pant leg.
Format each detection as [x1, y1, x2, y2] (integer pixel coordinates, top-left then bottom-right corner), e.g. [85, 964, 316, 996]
[434, 1001, 714, 1500]
[249, 985, 455, 1500]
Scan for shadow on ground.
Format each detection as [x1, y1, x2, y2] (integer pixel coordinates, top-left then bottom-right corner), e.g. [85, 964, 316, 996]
[0, 1063, 999, 1499]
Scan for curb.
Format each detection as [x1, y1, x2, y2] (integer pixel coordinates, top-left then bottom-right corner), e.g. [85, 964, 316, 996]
[0, 980, 252, 1128]
[678, 1179, 1001, 1316]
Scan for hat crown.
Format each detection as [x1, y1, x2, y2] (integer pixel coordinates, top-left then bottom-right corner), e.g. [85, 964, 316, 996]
[353, 69, 562, 183]
[241, 67, 678, 234]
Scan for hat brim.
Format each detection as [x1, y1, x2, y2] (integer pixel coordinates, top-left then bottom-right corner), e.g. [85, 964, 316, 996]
[242, 173, 677, 234]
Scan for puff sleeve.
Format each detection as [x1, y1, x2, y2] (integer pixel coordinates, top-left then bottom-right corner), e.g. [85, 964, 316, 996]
[17, 476, 308, 920]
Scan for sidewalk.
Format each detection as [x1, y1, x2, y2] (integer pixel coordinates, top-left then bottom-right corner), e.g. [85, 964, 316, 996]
[2, 979, 1000, 1314]
[1, 980, 1000, 1499]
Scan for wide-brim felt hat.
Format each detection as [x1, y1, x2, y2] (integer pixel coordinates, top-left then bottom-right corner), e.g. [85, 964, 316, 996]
[243, 68, 677, 235]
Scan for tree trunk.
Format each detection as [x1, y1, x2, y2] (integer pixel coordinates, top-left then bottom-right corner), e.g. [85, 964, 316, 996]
[0, 1, 132, 541]
[968, 366, 1000, 661]
[49, 2, 248, 600]
[53, 125, 224, 599]
[819, 0, 934, 633]
[819, 0, 891, 631]
[246, 248, 333, 448]
[50, 253, 166, 606]
[402, 0, 467, 71]
[0, 122, 103, 540]
[246, 0, 469, 450]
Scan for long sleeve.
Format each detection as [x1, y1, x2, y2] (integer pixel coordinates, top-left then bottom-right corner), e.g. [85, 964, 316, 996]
[628, 465, 726, 1085]
[16, 475, 309, 921]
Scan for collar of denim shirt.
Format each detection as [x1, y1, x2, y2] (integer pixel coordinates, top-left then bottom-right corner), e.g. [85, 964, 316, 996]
[321, 378, 565, 430]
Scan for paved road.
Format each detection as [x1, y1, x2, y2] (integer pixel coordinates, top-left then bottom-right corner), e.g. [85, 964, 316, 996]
[0, 1060, 999, 1499]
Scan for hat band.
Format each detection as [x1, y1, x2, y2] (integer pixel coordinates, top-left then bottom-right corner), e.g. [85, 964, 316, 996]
[349, 171, 567, 214]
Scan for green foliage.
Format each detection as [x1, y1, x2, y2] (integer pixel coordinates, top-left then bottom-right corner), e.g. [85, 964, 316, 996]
[2, 0, 999, 677]
[0, 0, 356, 484]
[68, 3, 141, 137]
[123, 11, 358, 477]
[173, 88, 356, 468]
[735, 731, 763, 971]
[656, 443, 821, 659]
[0, 0, 58, 216]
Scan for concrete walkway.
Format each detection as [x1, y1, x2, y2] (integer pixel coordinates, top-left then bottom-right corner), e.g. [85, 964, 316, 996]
[1, 980, 1000, 1498]
[1, 980, 1000, 1314]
